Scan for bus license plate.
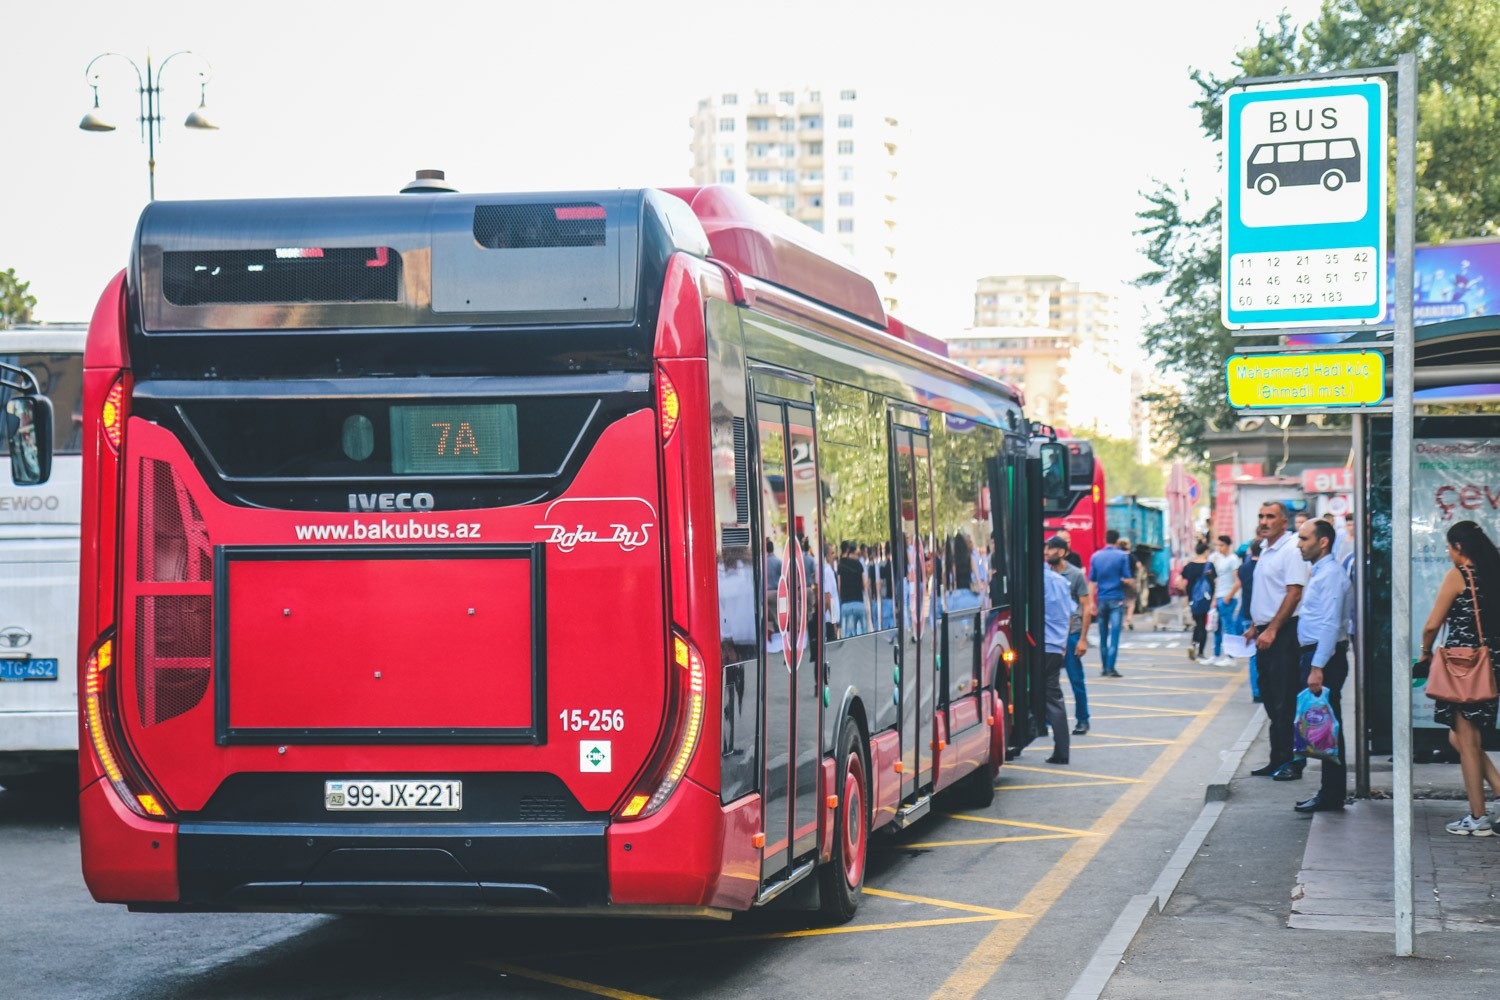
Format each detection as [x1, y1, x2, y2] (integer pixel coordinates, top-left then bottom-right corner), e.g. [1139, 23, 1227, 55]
[325, 780, 462, 811]
[0, 659, 58, 681]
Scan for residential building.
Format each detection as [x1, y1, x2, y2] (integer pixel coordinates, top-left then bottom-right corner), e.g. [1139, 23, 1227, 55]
[689, 87, 902, 312]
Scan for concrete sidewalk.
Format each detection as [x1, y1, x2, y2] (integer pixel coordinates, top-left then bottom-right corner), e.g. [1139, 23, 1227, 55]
[1097, 723, 1500, 999]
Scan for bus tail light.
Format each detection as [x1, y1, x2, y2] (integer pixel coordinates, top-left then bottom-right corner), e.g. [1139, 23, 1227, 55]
[618, 630, 705, 820]
[101, 378, 126, 453]
[657, 367, 681, 442]
[83, 633, 171, 819]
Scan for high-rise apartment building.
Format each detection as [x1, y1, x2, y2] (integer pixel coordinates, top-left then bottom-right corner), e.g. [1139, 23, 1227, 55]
[689, 87, 901, 312]
[959, 276, 1148, 454]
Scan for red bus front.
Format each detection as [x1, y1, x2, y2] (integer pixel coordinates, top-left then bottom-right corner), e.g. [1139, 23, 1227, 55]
[1043, 438, 1106, 569]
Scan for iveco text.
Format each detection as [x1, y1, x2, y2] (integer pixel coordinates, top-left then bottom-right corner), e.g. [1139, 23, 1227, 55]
[347, 492, 436, 512]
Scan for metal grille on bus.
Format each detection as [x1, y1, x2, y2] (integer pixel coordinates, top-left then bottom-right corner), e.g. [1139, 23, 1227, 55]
[136, 458, 213, 727]
[472, 204, 606, 249]
[723, 416, 751, 548]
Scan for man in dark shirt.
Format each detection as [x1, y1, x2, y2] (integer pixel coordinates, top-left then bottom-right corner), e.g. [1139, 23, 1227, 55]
[837, 541, 869, 637]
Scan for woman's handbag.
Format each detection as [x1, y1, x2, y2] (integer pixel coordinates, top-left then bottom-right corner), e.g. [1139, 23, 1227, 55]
[1426, 566, 1498, 704]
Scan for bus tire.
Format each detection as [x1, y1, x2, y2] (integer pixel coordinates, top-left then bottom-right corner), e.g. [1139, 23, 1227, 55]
[1255, 174, 1278, 195]
[1321, 170, 1345, 191]
[955, 755, 997, 810]
[818, 716, 869, 924]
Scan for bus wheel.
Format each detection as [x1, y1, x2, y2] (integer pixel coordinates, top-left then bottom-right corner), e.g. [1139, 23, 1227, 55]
[1255, 174, 1278, 195]
[818, 717, 869, 924]
[1322, 170, 1345, 191]
[955, 754, 997, 810]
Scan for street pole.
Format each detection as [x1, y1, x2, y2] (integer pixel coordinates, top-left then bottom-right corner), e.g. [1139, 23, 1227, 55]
[1391, 50, 1417, 958]
[1353, 412, 1368, 799]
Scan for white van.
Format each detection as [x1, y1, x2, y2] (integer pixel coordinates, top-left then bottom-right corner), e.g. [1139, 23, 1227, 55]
[0, 325, 84, 786]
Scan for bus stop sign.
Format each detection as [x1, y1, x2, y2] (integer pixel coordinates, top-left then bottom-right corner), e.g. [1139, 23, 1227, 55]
[1222, 77, 1388, 330]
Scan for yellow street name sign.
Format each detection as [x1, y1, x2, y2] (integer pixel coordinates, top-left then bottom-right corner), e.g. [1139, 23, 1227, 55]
[1225, 350, 1386, 409]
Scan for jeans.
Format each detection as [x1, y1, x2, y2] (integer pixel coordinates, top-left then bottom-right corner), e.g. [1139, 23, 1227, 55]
[1064, 631, 1089, 725]
[839, 602, 868, 637]
[878, 598, 895, 630]
[1096, 600, 1125, 674]
[1213, 597, 1237, 656]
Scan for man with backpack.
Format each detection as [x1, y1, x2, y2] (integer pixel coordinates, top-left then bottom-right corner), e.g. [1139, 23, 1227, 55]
[1181, 542, 1216, 662]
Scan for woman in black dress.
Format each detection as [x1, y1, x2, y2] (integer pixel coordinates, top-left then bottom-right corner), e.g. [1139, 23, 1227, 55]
[1420, 520, 1500, 836]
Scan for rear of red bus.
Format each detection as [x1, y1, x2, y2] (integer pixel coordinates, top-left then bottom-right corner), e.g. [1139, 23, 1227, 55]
[1042, 438, 1106, 570]
[77, 189, 743, 915]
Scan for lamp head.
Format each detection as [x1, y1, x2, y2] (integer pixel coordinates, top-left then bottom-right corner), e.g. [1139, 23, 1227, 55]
[79, 87, 115, 132]
[183, 86, 218, 130]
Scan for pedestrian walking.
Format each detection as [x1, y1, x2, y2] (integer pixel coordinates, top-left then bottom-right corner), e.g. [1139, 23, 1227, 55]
[1047, 536, 1093, 735]
[1119, 537, 1143, 631]
[1182, 542, 1215, 662]
[837, 541, 869, 637]
[1089, 529, 1131, 677]
[1292, 517, 1350, 813]
[1042, 549, 1077, 764]
[1244, 501, 1309, 780]
[1418, 520, 1500, 836]
[1209, 534, 1242, 665]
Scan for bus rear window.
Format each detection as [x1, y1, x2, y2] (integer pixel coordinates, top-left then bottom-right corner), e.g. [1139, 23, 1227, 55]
[161, 248, 401, 306]
[180, 396, 595, 479]
[0, 352, 83, 456]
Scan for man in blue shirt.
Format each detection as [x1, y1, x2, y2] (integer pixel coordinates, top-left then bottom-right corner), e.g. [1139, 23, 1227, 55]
[1042, 552, 1077, 765]
[1088, 529, 1132, 677]
[1292, 518, 1350, 812]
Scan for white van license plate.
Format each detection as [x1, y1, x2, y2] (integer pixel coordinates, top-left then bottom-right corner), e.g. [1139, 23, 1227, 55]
[0, 659, 58, 681]
[324, 780, 462, 811]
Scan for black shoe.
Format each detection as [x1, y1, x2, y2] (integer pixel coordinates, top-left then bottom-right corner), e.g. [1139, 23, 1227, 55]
[1295, 795, 1345, 813]
[1250, 761, 1286, 777]
[1252, 696, 1263, 703]
[1073, 722, 1089, 735]
[1271, 764, 1305, 781]
[1104, 670, 1123, 678]
[1045, 755, 1069, 765]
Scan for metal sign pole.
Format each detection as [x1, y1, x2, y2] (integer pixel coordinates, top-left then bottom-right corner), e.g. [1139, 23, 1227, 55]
[1390, 50, 1417, 958]
[1353, 412, 1369, 798]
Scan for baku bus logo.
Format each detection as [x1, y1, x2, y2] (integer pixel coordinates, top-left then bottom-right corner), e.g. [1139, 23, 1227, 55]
[534, 497, 656, 553]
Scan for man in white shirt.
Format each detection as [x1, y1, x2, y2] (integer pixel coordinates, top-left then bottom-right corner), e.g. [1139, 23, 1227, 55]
[1208, 535, 1242, 666]
[1243, 501, 1309, 780]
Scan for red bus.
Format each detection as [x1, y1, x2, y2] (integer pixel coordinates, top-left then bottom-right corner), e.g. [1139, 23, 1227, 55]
[65, 182, 1066, 922]
[1042, 436, 1107, 569]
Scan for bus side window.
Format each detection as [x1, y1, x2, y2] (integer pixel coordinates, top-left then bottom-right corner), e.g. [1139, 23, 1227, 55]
[1276, 144, 1301, 163]
[1250, 145, 1275, 165]
[1329, 139, 1357, 160]
[1303, 141, 1327, 161]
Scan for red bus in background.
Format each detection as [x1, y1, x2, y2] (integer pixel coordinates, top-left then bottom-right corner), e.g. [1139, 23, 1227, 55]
[1043, 437, 1107, 569]
[66, 182, 1067, 924]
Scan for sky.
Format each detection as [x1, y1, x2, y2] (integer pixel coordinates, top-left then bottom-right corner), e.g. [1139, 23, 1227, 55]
[2, 0, 1327, 335]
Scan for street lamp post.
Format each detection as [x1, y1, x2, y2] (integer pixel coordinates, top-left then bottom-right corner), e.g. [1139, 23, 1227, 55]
[80, 50, 218, 202]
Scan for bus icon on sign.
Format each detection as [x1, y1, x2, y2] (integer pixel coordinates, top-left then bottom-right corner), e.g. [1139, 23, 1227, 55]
[1247, 137, 1361, 195]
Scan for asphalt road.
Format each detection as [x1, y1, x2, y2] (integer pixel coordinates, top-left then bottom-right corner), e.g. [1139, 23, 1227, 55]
[0, 627, 1260, 1000]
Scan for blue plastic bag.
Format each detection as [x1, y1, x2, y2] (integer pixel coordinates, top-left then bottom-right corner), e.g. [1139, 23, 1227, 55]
[1293, 687, 1340, 764]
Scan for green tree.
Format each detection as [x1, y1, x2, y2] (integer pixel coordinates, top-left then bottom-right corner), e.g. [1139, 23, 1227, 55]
[1090, 436, 1166, 498]
[1137, 0, 1500, 456]
[0, 268, 36, 327]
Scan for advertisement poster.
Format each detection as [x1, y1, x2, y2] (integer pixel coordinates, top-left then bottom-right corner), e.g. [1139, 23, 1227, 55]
[1411, 438, 1500, 727]
[1391, 241, 1500, 325]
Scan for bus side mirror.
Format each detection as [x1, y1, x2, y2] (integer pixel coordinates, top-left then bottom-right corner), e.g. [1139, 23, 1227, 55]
[1039, 442, 1068, 504]
[6, 395, 53, 486]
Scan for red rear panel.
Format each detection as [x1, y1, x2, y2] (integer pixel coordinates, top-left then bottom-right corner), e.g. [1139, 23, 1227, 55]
[223, 553, 537, 735]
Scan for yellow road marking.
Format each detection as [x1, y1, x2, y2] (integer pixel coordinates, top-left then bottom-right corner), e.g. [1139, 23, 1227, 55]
[928, 670, 1243, 1000]
[1099, 682, 1220, 695]
[477, 961, 659, 1000]
[1079, 689, 1208, 699]
[948, 814, 1096, 836]
[1070, 740, 1175, 750]
[1118, 665, 1231, 678]
[1089, 707, 1204, 719]
[996, 780, 1138, 791]
[1003, 764, 1139, 782]
[1083, 732, 1175, 744]
[864, 886, 1023, 916]
[908, 833, 1083, 848]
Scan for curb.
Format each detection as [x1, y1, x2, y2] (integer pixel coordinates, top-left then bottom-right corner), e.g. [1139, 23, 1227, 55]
[1065, 709, 1266, 999]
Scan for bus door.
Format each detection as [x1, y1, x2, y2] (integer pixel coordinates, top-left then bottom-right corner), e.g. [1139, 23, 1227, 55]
[892, 422, 937, 799]
[753, 391, 823, 881]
